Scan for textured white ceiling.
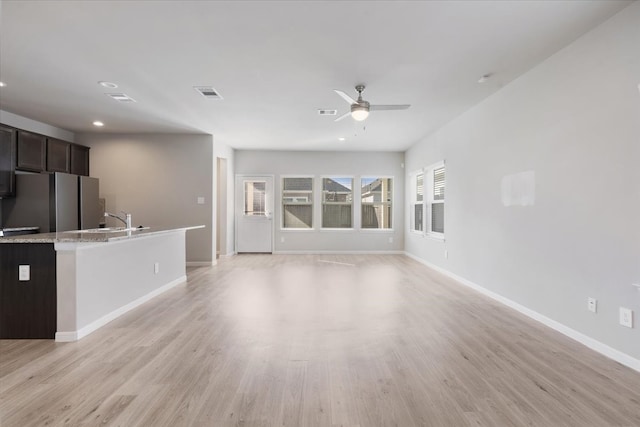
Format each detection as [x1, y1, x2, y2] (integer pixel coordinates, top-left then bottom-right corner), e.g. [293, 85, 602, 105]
[0, 0, 632, 151]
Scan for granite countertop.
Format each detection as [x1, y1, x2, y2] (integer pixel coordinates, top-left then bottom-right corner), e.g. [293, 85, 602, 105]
[0, 225, 205, 244]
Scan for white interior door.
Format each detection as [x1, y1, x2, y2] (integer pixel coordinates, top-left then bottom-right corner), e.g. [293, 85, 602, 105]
[235, 175, 274, 253]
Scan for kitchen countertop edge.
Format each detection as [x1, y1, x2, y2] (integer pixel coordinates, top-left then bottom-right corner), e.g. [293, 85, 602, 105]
[0, 225, 205, 244]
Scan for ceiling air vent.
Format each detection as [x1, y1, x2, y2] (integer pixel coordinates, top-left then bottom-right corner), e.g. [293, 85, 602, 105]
[194, 86, 223, 99]
[106, 93, 136, 102]
[318, 109, 337, 116]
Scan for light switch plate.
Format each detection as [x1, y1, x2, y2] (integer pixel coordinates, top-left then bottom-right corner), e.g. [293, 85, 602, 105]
[197, 197, 205, 205]
[19, 265, 30, 281]
[587, 297, 597, 313]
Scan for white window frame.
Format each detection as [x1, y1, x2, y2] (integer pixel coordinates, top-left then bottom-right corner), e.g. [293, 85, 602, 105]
[281, 175, 314, 230]
[360, 176, 394, 231]
[320, 175, 354, 230]
[409, 170, 424, 234]
[425, 160, 445, 240]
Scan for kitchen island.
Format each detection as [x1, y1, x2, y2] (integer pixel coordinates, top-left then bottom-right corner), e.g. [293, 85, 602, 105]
[0, 226, 203, 341]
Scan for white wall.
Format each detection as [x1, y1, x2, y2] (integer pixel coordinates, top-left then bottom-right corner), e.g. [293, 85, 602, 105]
[214, 141, 235, 256]
[235, 150, 405, 253]
[56, 231, 186, 340]
[77, 133, 214, 263]
[0, 109, 75, 142]
[405, 3, 640, 362]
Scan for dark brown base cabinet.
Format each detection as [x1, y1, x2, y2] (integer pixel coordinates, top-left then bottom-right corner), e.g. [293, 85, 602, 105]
[0, 243, 57, 339]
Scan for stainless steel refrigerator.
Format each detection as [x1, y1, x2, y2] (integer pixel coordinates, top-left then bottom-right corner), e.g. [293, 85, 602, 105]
[2, 172, 101, 232]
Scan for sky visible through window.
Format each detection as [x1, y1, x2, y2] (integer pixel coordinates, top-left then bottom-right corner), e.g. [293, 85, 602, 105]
[331, 177, 352, 189]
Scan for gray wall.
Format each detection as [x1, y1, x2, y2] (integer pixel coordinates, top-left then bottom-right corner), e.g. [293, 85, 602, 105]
[77, 133, 214, 263]
[236, 150, 405, 253]
[405, 3, 640, 360]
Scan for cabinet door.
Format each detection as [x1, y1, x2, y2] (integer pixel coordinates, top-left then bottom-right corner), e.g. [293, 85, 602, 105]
[17, 131, 46, 172]
[70, 144, 90, 176]
[0, 125, 17, 197]
[46, 138, 71, 173]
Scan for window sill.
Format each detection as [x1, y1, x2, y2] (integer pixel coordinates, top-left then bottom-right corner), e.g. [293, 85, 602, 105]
[319, 228, 355, 232]
[359, 228, 395, 233]
[425, 233, 445, 242]
[280, 228, 315, 232]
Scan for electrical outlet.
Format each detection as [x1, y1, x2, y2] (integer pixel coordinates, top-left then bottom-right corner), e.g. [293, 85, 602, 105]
[154, 262, 160, 274]
[19, 265, 30, 281]
[444, 250, 448, 259]
[587, 297, 597, 313]
[280, 236, 285, 243]
[388, 237, 393, 243]
[197, 196, 205, 205]
[619, 307, 633, 328]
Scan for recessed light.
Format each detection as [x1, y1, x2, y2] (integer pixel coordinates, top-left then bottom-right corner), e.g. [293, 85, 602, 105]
[99, 81, 118, 89]
[92, 121, 104, 127]
[0, 82, 6, 87]
[338, 137, 345, 141]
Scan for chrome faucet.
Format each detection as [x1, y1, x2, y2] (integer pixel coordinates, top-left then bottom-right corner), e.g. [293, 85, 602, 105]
[104, 211, 132, 229]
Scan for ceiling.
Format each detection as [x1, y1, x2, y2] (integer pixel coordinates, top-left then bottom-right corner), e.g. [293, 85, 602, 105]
[0, 1, 633, 151]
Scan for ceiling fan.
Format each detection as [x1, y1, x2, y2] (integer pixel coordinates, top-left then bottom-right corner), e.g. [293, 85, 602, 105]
[334, 84, 410, 122]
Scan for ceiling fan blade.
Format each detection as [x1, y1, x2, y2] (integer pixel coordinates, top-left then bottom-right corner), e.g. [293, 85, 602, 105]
[334, 89, 356, 105]
[369, 104, 411, 111]
[334, 111, 351, 122]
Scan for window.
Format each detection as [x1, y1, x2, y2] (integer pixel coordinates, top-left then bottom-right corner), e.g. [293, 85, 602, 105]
[322, 177, 353, 228]
[244, 180, 266, 216]
[410, 172, 424, 232]
[361, 177, 392, 229]
[426, 162, 445, 236]
[282, 177, 313, 229]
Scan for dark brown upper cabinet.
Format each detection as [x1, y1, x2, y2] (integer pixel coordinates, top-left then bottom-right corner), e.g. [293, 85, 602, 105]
[0, 125, 17, 197]
[46, 138, 71, 173]
[17, 130, 46, 172]
[70, 144, 90, 176]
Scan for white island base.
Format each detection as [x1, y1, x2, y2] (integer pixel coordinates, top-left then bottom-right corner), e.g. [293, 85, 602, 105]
[54, 229, 192, 342]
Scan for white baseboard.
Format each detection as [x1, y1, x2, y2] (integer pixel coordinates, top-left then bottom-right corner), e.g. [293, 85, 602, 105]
[54, 331, 78, 342]
[187, 261, 214, 267]
[273, 250, 405, 255]
[403, 252, 640, 374]
[55, 275, 187, 343]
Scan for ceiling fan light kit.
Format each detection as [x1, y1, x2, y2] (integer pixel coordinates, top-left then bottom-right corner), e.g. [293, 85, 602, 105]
[351, 104, 370, 121]
[333, 84, 410, 122]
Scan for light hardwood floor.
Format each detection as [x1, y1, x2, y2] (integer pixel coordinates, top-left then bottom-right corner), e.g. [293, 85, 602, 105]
[1, 254, 640, 426]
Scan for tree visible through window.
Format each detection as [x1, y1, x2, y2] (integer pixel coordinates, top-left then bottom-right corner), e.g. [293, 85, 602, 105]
[322, 177, 353, 228]
[361, 177, 392, 229]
